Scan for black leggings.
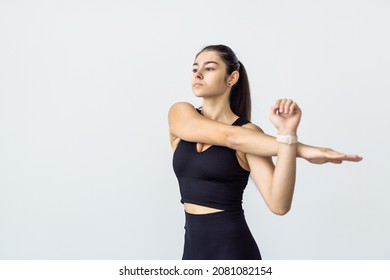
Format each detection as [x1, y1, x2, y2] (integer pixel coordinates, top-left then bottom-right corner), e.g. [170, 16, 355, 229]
[182, 209, 261, 260]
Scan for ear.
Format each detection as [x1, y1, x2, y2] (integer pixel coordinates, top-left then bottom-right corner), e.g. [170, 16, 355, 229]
[227, 70, 239, 87]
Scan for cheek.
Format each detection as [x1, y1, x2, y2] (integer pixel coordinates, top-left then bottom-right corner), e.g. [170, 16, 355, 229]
[209, 73, 226, 85]
[215, 77, 227, 87]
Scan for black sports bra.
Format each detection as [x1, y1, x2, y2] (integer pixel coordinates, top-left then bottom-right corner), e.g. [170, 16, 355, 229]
[172, 116, 251, 211]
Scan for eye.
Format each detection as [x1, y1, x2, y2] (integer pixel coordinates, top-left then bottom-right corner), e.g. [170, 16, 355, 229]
[192, 68, 198, 73]
[205, 68, 214, 71]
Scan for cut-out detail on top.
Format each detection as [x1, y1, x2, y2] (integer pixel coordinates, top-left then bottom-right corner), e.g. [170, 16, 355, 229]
[195, 116, 241, 153]
[196, 143, 213, 153]
[184, 202, 224, 215]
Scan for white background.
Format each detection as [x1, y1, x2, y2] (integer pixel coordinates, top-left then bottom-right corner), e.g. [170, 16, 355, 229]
[0, 0, 389, 259]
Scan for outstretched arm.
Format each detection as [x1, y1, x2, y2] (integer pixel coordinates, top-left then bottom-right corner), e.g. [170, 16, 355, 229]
[169, 102, 363, 163]
[297, 143, 363, 164]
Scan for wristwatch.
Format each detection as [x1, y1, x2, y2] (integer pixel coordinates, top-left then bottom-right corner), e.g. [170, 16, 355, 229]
[276, 134, 298, 145]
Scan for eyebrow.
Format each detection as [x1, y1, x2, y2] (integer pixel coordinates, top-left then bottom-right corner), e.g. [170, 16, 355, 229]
[192, 61, 220, 66]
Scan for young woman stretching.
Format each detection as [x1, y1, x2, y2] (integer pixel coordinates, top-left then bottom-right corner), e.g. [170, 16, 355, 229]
[169, 45, 362, 260]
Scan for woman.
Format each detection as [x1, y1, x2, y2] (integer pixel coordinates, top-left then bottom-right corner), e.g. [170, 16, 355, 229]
[169, 45, 362, 260]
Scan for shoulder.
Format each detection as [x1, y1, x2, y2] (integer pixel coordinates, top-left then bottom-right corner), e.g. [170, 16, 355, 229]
[169, 102, 196, 114]
[242, 122, 264, 133]
[168, 102, 202, 124]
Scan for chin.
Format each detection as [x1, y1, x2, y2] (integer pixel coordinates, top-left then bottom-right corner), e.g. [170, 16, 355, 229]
[192, 89, 206, 98]
[193, 93, 204, 98]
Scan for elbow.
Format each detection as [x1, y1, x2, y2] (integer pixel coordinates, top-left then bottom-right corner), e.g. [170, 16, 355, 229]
[270, 205, 291, 216]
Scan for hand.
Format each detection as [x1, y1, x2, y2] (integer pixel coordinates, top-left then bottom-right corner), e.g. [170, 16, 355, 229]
[269, 99, 302, 135]
[298, 144, 363, 164]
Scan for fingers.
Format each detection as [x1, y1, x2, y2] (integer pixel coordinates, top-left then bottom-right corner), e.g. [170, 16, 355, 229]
[274, 98, 300, 114]
[325, 150, 363, 162]
[279, 98, 292, 114]
[343, 154, 363, 162]
[270, 100, 280, 115]
[326, 155, 362, 164]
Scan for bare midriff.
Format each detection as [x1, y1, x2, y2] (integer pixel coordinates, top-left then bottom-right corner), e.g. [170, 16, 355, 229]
[184, 203, 224, 215]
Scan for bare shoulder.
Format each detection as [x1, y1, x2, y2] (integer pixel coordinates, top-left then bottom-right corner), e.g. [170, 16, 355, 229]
[168, 102, 196, 116]
[168, 101, 198, 130]
[242, 122, 264, 133]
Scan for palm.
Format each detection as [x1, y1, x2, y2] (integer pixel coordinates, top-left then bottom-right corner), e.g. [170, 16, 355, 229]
[301, 146, 363, 164]
[269, 112, 301, 133]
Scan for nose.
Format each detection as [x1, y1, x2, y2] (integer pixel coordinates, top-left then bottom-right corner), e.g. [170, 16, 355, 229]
[194, 69, 203, 79]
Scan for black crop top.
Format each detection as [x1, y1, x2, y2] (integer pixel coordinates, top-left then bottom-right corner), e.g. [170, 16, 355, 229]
[172, 117, 251, 211]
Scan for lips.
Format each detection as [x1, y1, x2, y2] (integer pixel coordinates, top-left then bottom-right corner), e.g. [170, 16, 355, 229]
[193, 83, 204, 88]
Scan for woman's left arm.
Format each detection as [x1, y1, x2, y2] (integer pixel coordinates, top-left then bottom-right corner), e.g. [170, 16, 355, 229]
[244, 99, 301, 215]
[245, 99, 362, 215]
[244, 124, 297, 216]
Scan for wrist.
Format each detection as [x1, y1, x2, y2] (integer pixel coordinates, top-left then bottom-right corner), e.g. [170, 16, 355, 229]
[277, 128, 297, 136]
[296, 142, 303, 157]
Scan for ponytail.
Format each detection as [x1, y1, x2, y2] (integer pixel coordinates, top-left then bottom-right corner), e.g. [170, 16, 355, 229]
[230, 61, 251, 121]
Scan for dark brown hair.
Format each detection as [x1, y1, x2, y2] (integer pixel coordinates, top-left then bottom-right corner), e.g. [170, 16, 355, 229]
[196, 44, 252, 121]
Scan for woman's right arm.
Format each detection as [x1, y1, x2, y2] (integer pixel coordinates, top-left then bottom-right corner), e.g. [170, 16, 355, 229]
[168, 102, 363, 163]
[168, 102, 279, 157]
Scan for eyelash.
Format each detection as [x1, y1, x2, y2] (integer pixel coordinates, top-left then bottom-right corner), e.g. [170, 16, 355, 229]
[192, 68, 214, 73]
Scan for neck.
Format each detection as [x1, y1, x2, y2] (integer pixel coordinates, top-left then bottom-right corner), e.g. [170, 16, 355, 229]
[200, 96, 236, 124]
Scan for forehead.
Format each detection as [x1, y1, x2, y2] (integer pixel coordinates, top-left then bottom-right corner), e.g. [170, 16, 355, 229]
[194, 51, 222, 65]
